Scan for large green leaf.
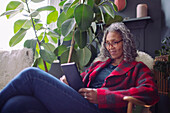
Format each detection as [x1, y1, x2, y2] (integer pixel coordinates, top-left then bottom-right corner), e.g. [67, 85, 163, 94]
[33, 57, 51, 71]
[61, 18, 76, 37]
[6, 1, 23, 11]
[41, 43, 56, 52]
[38, 32, 49, 43]
[86, 44, 97, 66]
[104, 14, 123, 25]
[54, 28, 61, 36]
[60, 48, 78, 64]
[9, 28, 27, 47]
[35, 23, 43, 30]
[88, 27, 95, 43]
[47, 30, 59, 44]
[75, 29, 87, 49]
[74, 4, 94, 31]
[63, 32, 73, 41]
[0, 9, 20, 18]
[5, 1, 24, 19]
[77, 47, 92, 67]
[102, 4, 115, 19]
[59, 0, 67, 7]
[48, 30, 60, 38]
[57, 7, 74, 28]
[31, 0, 45, 3]
[47, 10, 58, 24]
[30, 6, 56, 17]
[54, 45, 67, 56]
[24, 39, 37, 52]
[36, 6, 56, 12]
[109, 1, 118, 12]
[87, 0, 94, 8]
[99, 7, 105, 23]
[40, 49, 56, 64]
[71, 0, 79, 7]
[50, 37, 58, 44]
[14, 19, 32, 33]
[63, 0, 74, 13]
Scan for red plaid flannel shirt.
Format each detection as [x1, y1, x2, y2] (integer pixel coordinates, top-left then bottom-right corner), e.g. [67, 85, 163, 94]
[81, 58, 159, 113]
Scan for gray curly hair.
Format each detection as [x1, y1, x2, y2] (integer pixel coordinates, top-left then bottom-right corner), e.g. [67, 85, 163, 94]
[94, 22, 138, 62]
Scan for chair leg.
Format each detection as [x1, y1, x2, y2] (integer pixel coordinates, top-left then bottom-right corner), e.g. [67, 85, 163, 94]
[127, 102, 133, 113]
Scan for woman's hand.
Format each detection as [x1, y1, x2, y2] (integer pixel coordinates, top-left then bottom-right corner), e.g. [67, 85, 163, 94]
[78, 88, 98, 104]
[60, 75, 69, 85]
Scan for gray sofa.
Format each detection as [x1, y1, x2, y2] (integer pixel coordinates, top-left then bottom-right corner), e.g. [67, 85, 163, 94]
[0, 48, 33, 90]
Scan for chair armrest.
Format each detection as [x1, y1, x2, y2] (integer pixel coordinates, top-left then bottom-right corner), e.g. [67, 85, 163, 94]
[123, 96, 151, 107]
[123, 96, 152, 113]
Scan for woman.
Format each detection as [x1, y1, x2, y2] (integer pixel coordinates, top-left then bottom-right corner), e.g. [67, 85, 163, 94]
[0, 22, 159, 113]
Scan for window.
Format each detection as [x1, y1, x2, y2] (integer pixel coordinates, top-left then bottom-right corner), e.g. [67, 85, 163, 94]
[0, 0, 60, 50]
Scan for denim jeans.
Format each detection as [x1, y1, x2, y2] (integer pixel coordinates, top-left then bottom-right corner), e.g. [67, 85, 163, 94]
[1, 95, 49, 113]
[0, 67, 114, 113]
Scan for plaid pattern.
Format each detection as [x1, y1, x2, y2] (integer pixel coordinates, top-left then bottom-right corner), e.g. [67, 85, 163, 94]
[81, 58, 159, 113]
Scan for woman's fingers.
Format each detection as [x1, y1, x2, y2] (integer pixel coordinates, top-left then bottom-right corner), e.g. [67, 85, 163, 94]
[60, 75, 69, 85]
[78, 88, 98, 104]
[78, 88, 87, 98]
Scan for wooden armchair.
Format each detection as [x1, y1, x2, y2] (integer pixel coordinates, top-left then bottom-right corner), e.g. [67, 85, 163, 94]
[123, 96, 152, 113]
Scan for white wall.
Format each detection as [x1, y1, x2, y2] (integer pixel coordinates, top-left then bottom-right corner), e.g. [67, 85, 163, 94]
[161, 0, 170, 39]
[0, 0, 15, 50]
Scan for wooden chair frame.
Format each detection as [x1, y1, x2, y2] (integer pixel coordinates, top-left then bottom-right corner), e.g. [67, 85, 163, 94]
[123, 96, 152, 113]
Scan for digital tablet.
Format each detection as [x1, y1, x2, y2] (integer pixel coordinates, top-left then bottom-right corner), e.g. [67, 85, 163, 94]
[61, 62, 84, 91]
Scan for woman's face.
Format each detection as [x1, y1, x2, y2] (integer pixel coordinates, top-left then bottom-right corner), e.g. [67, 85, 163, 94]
[105, 31, 124, 60]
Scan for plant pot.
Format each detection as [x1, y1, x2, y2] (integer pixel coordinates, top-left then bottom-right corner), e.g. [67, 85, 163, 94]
[154, 55, 170, 96]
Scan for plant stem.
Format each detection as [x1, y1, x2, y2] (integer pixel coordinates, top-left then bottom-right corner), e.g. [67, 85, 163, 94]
[98, 0, 108, 6]
[67, 25, 76, 63]
[25, 0, 48, 72]
[87, 30, 101, 48]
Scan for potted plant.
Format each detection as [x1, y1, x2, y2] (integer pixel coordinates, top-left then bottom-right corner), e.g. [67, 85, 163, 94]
[55, 0, 123, 72]
[154, 36, 170, 96]
[0, 0, 123, 72]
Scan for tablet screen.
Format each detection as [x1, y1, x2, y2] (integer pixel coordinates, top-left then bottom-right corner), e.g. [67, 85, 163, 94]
[61, 62, 84, 91]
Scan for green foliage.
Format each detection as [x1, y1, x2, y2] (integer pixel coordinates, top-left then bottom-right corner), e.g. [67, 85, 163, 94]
[75, 29, 87, 49]
[0, 0, 58, 71]
[154, 37, 170, 94]
[61, 18, 76, 37]
[155, 36, 170, 56]
[60, 48, 78, 64]
[9, 28, 27, 47]
[0, 0, 123, 72]
[77, 47, 92, 69]
[14, 19, 32, 33]
[74, 4, 94, 31]
[56, 0, 123, 71]
[154, 61, 170, 74]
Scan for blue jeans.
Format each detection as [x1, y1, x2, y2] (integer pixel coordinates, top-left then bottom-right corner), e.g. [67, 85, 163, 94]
[0, 67, 113, 113]
[1, 95, 49, 113]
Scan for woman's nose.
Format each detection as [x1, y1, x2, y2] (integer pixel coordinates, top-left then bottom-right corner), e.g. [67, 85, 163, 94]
[108, 44, 115, 49]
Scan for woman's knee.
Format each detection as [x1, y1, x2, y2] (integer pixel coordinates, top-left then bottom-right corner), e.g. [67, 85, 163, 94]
[17, 67, 42, 79]
[1, 95, 49, 113]
[21, 67, 41, 75]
